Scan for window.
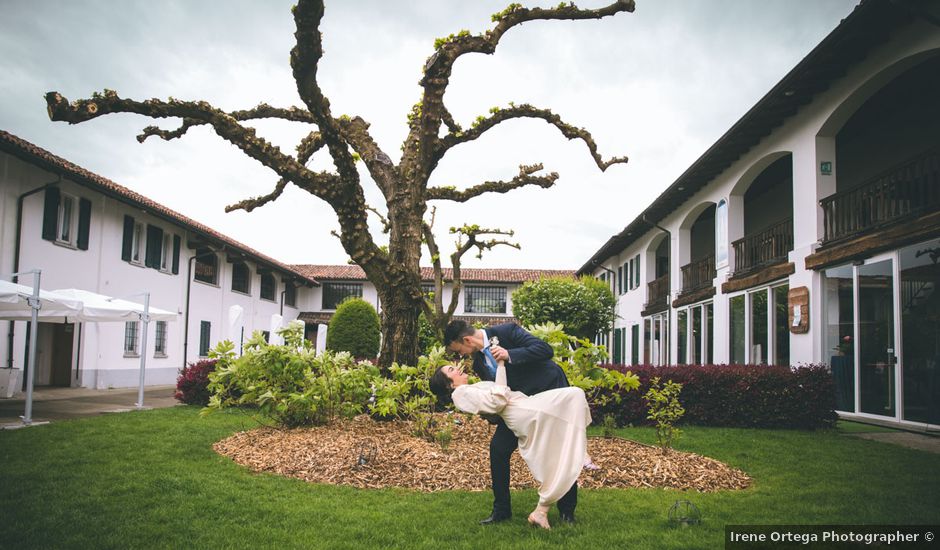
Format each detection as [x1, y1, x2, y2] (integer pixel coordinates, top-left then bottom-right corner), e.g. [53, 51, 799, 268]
[628, 258, 634, 290]
[131, 222, 144, 264]
[633, 254, 641, 289]
[677, 309, 687, 364]
[729, 285, 787, 366]
[465, 285, 507, 314]
[124, 321, 140, 356]
[154, 321, 167, 357]
[260, 272, 276, 301]
[231, 262, 250, 294]
[160, 233, 172, 272]
[194, 248, 219, 285]
[43, 188, 91, 250]
[199, 321, 211, 357]
[57, 194, 75, 244]
[284, 283, 297, 308]
[323, 282, 363, 310]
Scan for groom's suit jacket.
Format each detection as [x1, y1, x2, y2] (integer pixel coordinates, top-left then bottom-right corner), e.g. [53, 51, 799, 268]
[472, 323, 568, 395]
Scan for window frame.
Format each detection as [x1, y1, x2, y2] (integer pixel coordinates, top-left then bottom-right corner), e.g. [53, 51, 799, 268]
[260, 272, 277, 301]
[154, 320, 168, 357]
[322, 282, 363, 310]
[55, 193, 78, 247]
[193, 249, 219, 286]
[123, 321, 140, 357]
[464, 285, 507, 314]
[198, 321, 211, 357]
[130, 221, 145, 266]
[231, 262, 251, 295]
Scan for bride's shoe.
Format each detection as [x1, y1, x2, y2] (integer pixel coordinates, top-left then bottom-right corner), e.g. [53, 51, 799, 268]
[527, 510, 551, 530]
[583, 458, 601, 471]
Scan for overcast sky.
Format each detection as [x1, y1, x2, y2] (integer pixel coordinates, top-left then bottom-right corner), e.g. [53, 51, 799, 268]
[0, 0, 859, 269]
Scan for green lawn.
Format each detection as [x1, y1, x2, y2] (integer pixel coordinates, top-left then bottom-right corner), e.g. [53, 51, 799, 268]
[1, 407, 937, 549]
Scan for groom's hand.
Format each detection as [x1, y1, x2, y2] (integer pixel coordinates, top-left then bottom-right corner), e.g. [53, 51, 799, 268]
[490, 345, 509, 363]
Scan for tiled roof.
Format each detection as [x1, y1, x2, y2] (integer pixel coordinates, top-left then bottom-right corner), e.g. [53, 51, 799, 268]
[292, 264, 575, 283]
[0, 130, 318, 286]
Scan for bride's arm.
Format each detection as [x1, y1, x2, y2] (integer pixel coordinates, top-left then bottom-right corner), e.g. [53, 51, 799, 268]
[495, 360, 508, 387]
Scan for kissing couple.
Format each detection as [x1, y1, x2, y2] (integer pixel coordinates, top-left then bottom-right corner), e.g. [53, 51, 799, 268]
[430, 320, 598, 530]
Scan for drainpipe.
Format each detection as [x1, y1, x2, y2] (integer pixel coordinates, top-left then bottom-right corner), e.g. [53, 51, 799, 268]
[183, 246, 224, 368]
[7, 178, 61, 369]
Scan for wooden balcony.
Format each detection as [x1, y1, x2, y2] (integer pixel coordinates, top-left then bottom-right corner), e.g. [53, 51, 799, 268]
[643, 273, 670, 313]
[731, 218, 793, 276]
[680, 254, 715, 294]
[821, 148, 940, 244]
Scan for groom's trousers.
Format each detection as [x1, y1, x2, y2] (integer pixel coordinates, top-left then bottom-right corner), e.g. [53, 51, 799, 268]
[490, 420, 577, 517]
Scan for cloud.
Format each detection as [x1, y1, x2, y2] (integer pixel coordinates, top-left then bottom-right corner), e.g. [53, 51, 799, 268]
[0, 0, 858, 269]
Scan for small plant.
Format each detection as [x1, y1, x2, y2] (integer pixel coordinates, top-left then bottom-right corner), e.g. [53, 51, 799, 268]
[174, 358, 217, 405]
[435, 425, 453, 452]
[411, 412, 439, 442]
[602, 414, 617, 438]
[645, 377, 685, 451]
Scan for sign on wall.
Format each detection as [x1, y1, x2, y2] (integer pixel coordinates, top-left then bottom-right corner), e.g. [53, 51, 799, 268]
[788, 286, 809, 334]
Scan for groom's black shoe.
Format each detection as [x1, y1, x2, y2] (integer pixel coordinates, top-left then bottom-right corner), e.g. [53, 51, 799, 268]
[559, 511, 576, 524]
[479, 513, 512, 525]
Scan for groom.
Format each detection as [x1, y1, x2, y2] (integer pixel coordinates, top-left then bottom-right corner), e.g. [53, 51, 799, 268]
[443, 320, 578, 524]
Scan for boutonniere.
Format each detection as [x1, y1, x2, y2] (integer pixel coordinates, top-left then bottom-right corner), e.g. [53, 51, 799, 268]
[489, 336, 499, 348]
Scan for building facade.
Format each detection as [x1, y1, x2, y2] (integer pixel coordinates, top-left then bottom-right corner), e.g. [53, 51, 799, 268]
[0, 131, 319, 393]
[578, 0, 939, 430]
[292, 265, 575, 331]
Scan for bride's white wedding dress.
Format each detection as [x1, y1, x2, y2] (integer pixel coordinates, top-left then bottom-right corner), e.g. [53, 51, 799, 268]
[451, 362, 592, 506]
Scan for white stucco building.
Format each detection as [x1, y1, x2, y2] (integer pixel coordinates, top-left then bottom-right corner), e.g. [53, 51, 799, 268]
[292, 264, 574, 331]
[0, 131, 320, 394]
[578, 0, 939, 430]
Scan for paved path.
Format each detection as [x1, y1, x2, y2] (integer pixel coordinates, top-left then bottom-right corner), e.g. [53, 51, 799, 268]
[0, 385, 178, 429]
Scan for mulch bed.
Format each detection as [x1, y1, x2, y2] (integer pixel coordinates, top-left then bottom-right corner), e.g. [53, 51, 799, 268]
[213, 413, 751, 492]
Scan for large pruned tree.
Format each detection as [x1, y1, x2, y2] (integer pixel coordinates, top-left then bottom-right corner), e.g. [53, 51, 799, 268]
[45, 0, 633, 369]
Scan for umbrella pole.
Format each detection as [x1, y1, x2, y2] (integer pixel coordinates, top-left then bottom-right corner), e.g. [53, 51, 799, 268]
[135, 292, 150, 410]
[22, 269, 40, 425]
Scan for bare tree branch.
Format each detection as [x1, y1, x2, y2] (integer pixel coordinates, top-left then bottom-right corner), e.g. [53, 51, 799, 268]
[291, 0, 360, 184]
[427, 163, 558, 202]
[409, 0, 634, 174]
[137, 103, 319, 143]
[45, 91, 344, 201]
[437, 103, 628, 171]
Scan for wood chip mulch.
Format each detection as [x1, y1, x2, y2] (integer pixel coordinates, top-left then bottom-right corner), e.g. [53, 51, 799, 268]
[213, 413, 751, 492]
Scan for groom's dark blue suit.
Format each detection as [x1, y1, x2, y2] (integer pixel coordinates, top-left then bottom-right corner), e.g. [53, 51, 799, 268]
[472, 323, 577, 519]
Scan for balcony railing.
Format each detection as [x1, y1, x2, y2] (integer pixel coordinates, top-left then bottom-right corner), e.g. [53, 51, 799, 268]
[821, 148, 940, 243]
[680, 254, 715, 294]
[731, 218, 793, 275]
[644, 273, 670, 310]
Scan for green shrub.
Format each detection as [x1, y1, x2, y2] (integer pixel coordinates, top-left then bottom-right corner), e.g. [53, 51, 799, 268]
[512, 276, 616, 340]
[326, 297, 380, 359]
[202, 323, 378, 427]
[645, 377, 685, 450]
[417, 312, 442, 355]
[527, 322, 640, 407]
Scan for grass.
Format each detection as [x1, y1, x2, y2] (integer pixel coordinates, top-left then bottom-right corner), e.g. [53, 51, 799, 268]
[1, 407, 938, 549]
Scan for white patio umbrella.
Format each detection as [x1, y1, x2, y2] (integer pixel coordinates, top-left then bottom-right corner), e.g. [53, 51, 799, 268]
[0, 272, 84, 425]
[50, 288, 177, 322]
[51, 288, 178, 411]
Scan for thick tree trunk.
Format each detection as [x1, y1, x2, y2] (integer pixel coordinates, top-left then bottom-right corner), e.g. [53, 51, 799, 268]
[376, 286, 422, 370]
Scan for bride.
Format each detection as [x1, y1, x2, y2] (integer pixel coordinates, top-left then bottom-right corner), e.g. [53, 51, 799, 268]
[430, 359, 594, 529]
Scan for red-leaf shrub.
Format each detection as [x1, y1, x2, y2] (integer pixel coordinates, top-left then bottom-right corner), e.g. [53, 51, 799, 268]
[594, 364, 837, 430]
[174, 359, 218, 406]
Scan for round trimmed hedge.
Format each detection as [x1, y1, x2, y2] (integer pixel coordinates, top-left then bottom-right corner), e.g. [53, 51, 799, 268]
[326, 297, 381, 359]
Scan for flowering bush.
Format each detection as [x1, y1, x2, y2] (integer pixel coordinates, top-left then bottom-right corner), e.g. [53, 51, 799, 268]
[595, 364, 837, 430]
[174, 359, 218, 406]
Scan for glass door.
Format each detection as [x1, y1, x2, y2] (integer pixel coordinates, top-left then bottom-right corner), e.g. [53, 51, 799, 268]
[857, 258, 897, 418]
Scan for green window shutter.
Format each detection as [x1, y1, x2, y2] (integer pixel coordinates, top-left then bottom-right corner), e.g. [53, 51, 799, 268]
[121, 215, 134, 261]
[77, 198, 92, 250]
[41, 187, 61, 241]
